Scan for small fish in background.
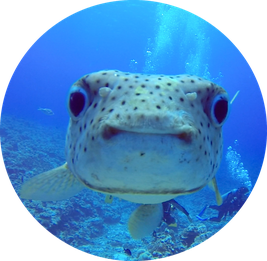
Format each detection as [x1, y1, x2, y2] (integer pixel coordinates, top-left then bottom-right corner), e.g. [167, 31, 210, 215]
[123, 248, 132, 256]
[38, 108, 54, 115]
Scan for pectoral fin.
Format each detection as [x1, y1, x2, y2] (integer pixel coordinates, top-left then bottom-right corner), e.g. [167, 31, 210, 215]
[20, 163, 85, 201]
[209, 177, 223, 206]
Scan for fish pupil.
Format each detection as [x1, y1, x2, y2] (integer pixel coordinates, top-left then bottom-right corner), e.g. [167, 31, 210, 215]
[69, 92, 85, 117]
[214, 99, 228, 124]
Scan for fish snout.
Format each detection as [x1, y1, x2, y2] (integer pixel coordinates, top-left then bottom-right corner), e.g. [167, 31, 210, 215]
[101, 110, 197, 142]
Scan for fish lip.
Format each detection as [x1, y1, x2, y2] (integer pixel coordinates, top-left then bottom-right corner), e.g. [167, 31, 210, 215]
[102, 126, 121, 140]
[102, 125, 193, 143]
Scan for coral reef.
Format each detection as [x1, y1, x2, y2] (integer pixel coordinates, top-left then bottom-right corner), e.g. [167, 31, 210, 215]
[180, 223, 212, 248]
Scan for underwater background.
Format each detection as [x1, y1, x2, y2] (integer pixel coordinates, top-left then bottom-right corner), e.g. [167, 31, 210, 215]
[0, 1, 266, 261]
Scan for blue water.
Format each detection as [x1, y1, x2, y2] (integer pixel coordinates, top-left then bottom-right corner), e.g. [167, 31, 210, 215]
[1, 1, 266, 260]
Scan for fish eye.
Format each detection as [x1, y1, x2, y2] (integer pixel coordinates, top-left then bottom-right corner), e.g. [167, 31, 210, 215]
[211, 94, 229, 127]
[68, 87, 89, 120]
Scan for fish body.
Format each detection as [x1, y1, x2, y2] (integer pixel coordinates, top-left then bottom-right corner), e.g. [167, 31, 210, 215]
[65, 70, 228, 204]
[38, 108, 54, 115]
[20, 70, 229, 238]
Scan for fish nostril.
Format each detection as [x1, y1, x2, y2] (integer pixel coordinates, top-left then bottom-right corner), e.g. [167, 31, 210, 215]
[102, 126, 121, 140]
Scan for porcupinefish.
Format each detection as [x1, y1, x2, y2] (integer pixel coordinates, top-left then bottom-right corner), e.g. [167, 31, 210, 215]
[20, 70, 230, 239]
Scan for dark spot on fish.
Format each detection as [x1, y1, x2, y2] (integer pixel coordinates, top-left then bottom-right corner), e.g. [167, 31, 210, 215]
[180, 98, 184, 102]
[140, 152, 145, 156]
[141, 84, 146, 88]
[155, 85, 160, 89]
[84, 147, 87, 152]
[156, 105, 161, 109]
[167, 83, 172, 86]
[121, 101, 126, 105]
[169, 96, 173, 100]
[93, 103, 98, 108]
[134, 107, 138, 110]
[180, 80, 185, 83]
[117, 86, 122, 89]
[105, 83, 109, 87]
[109, 109, 114, 113]
[191, 80, 195, 83]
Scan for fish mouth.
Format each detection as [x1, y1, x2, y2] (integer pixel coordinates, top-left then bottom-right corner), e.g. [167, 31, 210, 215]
[102, 126, 194, 143]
